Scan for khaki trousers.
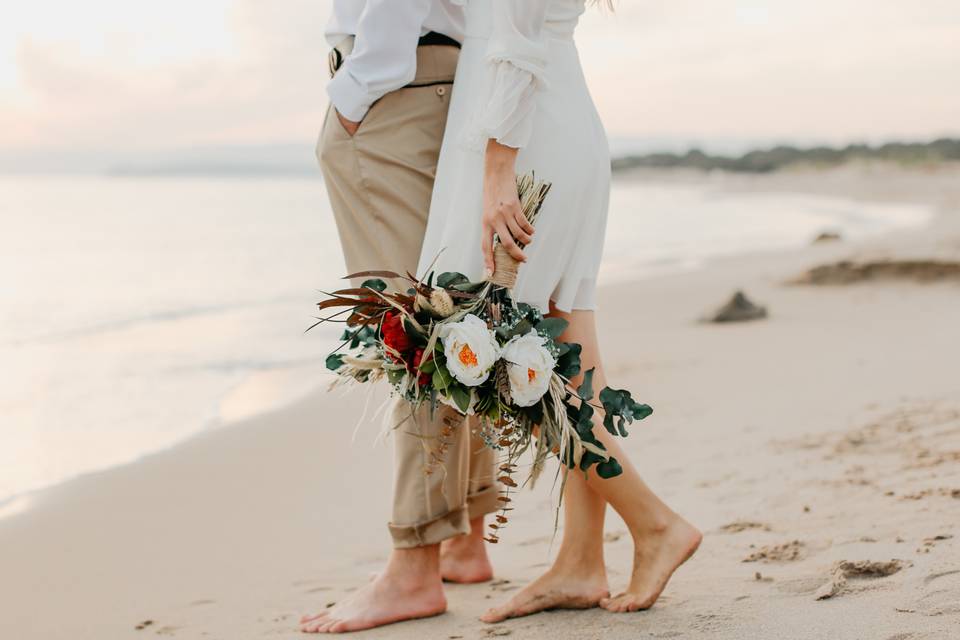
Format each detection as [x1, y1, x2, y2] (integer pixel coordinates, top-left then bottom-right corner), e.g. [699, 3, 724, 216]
[317, 41, 498, 549]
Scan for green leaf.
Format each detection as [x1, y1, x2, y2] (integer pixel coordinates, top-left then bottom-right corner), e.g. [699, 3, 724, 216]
[450, 280, 486, 293]
[450, 385, 472, 414]
[418, 357, 437, 374]
[596, 457, 623, 479]
[361, 278, 387, 292]
[402, 316, 428, 347]
[602, 412, 620, 437]
[436, 272, 468, 288]
[357, 325, 378, 346]
[432, 365, 454, 392]
[536, 317, 568, 339]
[506, 318, 533, 340]
[573, 402, 594, 438]
[555, 342, 582, 379]
[325, 354, 344, 371]
[599, 387, 653, 437]
[522, 401, 544, 425]
[577, 368, 596, 401]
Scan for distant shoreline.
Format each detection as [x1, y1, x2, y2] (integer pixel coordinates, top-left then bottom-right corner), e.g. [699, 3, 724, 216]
[612, 138, 960, 174]
[1, 138, 957, 178]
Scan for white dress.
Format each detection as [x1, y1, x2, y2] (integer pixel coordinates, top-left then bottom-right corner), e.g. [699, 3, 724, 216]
[417, 0, 610, 313]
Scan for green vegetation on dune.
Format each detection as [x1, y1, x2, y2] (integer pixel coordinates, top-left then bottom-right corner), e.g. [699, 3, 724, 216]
[612, 138, 960, 174]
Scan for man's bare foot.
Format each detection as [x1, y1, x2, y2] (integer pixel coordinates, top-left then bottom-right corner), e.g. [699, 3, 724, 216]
[300, 545, 446, 633]
[480, 566, 608, 623]
[600, 515, 702, 613]
[299, 573, 446, 633]
[440, 516, 493, 583]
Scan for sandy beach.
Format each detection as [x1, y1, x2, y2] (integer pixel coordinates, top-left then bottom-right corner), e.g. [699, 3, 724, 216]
[2, 163, 959, 640]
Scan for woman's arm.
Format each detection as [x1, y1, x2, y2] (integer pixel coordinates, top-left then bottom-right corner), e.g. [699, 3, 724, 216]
[479, 0, 549, 275]
[482, 140, 534, 274]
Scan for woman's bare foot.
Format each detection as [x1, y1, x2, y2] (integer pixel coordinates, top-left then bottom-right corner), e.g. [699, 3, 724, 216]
[440, 516, 494, 583]
[300, 546, 446, 633]
[600, 515, 702, 613]
[480, 565, 609, 623]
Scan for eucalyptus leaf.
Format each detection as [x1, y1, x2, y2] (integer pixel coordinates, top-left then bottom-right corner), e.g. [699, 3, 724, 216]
[596, 457, 623, 479]
[361, 278, 387, 292]
[325, 354, 344, 371]
[506, 319, 533, 340]
[536, 317, 569, 339]
[577, 367, 596, 401]
[555, 342, 582, 379]
[599, 387, 653, 437]
[437, 272, 468, 288]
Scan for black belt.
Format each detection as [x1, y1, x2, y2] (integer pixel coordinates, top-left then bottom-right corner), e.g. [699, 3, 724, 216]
[329, 31, 460, 76]
[418, 31, 461, 49]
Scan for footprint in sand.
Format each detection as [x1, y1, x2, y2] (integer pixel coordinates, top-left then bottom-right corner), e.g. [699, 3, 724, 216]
[743, 540, 805, 563]
[911, 568, 960, 616]
[718, 521, 772, 534]
[814, 559, 909, 600]
[916, 534, 953, 554]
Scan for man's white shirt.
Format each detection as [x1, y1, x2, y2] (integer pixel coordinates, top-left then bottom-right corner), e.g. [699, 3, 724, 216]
[326, 0, 465, 122]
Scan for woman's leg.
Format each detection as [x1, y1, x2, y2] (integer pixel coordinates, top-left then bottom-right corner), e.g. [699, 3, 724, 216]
[481, 457, 610, 622]
[482, 306, 701, 621]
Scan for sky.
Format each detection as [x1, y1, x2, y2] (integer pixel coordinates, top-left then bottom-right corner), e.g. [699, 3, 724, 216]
[1, 0, 958, 167]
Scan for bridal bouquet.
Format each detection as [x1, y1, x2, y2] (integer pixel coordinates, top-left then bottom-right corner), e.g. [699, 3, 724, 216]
[311, 174, 651, 540]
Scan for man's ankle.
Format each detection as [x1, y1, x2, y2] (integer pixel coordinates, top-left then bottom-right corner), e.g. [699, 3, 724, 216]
[383, 544, 442, 585]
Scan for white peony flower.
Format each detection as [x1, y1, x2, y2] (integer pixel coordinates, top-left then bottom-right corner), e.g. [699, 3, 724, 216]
[500, 330, 557, 407]
[438, 314, 499, 387]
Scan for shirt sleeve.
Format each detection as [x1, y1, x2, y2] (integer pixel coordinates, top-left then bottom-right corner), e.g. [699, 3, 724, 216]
[475, 0, 550, 149]
[327, 0, 433, 122]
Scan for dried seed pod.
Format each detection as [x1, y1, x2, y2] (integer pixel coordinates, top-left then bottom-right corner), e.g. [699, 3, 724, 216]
[429, 289, 456, 317]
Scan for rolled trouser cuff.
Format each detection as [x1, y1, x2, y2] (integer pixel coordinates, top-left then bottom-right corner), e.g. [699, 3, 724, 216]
[388, 503, 471, 549]
[467, 483, 500, 520]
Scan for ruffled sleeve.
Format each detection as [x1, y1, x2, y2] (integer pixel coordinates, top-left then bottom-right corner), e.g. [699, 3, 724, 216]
[470, 0, 549, 149]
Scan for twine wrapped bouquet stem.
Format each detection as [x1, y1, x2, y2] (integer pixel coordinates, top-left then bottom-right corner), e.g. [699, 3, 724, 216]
[488, 173, 552, 289]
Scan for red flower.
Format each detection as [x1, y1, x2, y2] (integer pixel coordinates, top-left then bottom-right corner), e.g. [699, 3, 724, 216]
[412, 348, 431, 387]
[381, 312, 412, 360]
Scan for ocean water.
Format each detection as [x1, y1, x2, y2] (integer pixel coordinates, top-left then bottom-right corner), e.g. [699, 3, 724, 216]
[0, 174, 932, 507]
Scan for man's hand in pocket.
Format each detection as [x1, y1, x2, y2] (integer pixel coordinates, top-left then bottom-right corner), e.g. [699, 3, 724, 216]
[336, 110, 361, 136]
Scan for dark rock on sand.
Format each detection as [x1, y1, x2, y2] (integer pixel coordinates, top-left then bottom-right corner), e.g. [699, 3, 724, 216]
[812, 231, 843, 244]
[792, 259, 960, 285]
[705, 290, 768, 323]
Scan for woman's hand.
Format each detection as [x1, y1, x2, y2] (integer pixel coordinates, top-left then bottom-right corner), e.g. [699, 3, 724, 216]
[482, 140, 536, 276]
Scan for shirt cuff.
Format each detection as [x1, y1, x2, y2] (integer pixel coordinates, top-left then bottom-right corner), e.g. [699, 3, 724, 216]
[326, 70, 375, 122]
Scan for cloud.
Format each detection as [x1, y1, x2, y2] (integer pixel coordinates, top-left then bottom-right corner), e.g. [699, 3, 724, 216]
[2, 0, 333, 152]
[1, 0, 958, 164]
